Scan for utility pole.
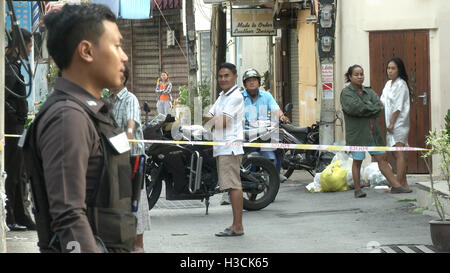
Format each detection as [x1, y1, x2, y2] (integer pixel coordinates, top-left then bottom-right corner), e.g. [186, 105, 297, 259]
[1, 0, 8, 253]
[185, 0, 198, 108]
[317, 0, 336, 145]
[210, 3, 226, 101]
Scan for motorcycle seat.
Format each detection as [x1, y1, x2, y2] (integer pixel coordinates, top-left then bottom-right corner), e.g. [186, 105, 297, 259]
[281, 123, 310, 134]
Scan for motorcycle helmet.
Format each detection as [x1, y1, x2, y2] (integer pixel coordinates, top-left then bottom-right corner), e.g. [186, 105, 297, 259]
[242, 68, 261, 86]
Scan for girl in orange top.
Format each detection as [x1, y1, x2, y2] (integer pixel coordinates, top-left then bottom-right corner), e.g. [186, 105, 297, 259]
[155, 72, 173, 115]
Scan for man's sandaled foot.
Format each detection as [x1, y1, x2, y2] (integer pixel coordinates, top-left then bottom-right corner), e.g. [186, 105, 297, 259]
[215, 228, 244, 237]
[354, 189, 366, 198]
[390, 186, 412, 194]
[131, 247, 145, 253]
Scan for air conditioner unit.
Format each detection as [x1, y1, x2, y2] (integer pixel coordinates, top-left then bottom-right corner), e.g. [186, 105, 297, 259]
[167, 29, 175, 48]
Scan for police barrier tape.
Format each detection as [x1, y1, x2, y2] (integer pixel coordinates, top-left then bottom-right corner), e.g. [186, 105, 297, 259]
[128, 139, 429, 152]
[3, 133, 429, 152]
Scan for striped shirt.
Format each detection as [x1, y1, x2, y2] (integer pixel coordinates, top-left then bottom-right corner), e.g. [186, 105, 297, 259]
[156, 81, 173, 101]
[111, 87, 145, 156]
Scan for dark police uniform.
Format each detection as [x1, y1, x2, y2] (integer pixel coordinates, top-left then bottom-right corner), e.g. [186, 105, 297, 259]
[23, 78, 136, 252]
[4, 57, 34, 229]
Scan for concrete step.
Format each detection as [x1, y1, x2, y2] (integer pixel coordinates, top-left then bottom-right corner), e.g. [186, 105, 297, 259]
[415, 180, 450, 219]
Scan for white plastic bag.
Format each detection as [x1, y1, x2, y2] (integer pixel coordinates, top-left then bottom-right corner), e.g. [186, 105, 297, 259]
[362, 162, 389, 187]
[331, 152, 353, 171]
[346, 168, 366, 189]
[306, 173, 322, 193]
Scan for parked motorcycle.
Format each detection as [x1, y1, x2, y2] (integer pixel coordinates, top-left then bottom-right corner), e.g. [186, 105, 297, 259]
[280, 104, 335, 178]
[141, 103, 280, 214]
[243, 103, 334, 179]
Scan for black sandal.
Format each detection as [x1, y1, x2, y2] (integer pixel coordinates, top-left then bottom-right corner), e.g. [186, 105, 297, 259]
[390, 186, 413, 194]
[215, 228, 244, 237]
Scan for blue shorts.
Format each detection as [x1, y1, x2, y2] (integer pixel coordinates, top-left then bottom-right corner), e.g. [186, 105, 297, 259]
[351, 151, 385, 161]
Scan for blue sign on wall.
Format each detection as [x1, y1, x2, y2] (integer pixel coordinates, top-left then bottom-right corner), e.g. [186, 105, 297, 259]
[5, 1, 35, 111]
[6, 1, 32, 33]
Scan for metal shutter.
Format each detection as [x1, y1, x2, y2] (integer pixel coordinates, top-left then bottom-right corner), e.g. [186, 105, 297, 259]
[289, 28, 299, 126]
[118, 10, 188, 118]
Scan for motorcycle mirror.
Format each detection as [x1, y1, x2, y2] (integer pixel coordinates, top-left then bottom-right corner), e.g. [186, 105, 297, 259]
[284, 103, 293, 113]
[165, 114, 175, 122]
[143, 102, 151, 113]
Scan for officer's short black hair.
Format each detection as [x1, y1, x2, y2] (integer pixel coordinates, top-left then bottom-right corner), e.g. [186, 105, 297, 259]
[219, 62, 237, 75]
[44, 3, 116, 70]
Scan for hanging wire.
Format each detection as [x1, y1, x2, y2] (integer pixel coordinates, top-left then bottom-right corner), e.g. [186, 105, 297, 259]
[153, 0, 187, 61]
[4, 0, 33, 99]
[195, 0, 211, 22]
[30, 3, 46, 82]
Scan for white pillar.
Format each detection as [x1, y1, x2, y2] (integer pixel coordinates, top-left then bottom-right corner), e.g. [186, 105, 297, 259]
[1, 0, 9, 253]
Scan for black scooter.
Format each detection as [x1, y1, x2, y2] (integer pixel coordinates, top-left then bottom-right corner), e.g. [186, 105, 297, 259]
[141, 103, 280, 214]
[243, 103, 334, 179]
[279, 103, 335, 178]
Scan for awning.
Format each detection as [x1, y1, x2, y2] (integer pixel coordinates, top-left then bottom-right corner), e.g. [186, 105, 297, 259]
[90, 0, 182, 20]
[92, 0, 119, 17]
[120, 0, 151, 19]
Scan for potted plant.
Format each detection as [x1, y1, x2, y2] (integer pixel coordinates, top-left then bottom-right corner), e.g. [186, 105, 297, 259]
[422, 110, 450, 252]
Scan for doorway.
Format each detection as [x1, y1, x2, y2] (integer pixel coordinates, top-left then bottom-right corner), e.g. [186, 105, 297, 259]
[369, 30, 431, 174]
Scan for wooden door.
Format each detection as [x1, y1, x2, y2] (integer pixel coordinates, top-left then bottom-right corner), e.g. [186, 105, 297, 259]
[369, 30, 431, 174]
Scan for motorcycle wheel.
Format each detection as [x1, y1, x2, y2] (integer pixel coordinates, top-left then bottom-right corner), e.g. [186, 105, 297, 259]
[241, 156, 280, 211]
[145, 169, 163, 211]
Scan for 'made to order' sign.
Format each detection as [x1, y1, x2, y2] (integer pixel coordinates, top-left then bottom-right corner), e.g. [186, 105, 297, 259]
[231, 8, 276, 37]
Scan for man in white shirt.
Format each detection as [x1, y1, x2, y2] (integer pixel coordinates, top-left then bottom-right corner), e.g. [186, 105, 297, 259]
[205, 63, 245, 237]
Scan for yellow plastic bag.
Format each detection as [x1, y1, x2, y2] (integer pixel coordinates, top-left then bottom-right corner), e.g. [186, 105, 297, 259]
[320, 160, 348, 192]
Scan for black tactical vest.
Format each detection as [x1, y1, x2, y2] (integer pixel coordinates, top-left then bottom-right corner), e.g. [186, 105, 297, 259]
[22, 91, 136, 253]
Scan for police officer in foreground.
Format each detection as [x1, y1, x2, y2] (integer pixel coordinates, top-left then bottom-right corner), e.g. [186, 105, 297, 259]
[22, 3, 136, 253]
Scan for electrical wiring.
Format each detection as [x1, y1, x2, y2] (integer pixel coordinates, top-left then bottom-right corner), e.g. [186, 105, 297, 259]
[153, 0, 187, 61]
[4, 0, 33, 99]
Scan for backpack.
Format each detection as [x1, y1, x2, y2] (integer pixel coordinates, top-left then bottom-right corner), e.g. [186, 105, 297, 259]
[22, 91, 136, 252]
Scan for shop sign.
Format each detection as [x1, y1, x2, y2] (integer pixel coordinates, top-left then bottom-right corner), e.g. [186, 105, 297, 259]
[231, 8, 276, 37]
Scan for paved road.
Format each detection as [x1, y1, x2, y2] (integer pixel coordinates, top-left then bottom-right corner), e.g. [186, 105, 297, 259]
[142, 171, 434, 253]
[6, 171, 435, 253]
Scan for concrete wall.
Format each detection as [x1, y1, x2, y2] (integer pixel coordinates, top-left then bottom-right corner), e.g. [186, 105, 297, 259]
[195, 2, 270, 90]
[238, 36, 270, 89]
[335, 0, 450, 173]
[195, 0, 212, 32]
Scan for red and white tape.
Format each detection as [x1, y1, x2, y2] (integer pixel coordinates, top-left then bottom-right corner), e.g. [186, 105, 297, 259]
[3, 134, 429, 152]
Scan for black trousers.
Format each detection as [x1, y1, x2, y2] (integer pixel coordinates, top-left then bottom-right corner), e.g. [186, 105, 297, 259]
[4, 119, 34, 227]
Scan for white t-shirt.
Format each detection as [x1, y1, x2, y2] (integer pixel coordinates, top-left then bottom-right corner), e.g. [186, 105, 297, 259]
[208, 85, 244, 157]
[380, 78, 410, 146]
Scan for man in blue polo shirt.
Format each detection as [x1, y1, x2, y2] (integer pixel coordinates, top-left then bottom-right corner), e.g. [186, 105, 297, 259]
[241, 68, 289, 126]
[242, 69, 289, 172]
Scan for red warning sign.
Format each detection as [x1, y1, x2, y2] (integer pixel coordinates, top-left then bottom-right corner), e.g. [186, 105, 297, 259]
[322, 82, 333, 91]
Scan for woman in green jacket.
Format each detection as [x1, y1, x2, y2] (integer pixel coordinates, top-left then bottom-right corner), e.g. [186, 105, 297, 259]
[340, 65, 412, 198]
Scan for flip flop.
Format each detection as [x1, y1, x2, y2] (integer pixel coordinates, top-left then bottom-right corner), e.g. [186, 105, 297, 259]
[215, 228, 244, 237]
[131, 247, 145, 253]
